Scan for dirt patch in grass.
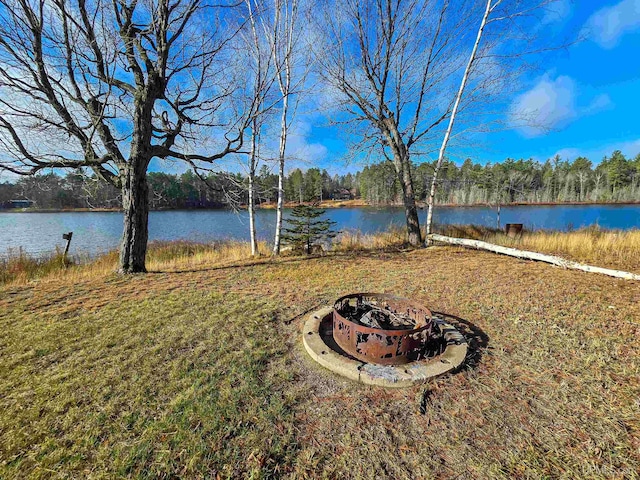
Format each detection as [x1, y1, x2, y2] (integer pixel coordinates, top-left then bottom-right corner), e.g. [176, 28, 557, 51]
[1, 247, 639, 478]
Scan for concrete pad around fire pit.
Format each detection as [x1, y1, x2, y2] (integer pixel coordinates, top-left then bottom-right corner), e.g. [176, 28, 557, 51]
[302, 307, 468, 388]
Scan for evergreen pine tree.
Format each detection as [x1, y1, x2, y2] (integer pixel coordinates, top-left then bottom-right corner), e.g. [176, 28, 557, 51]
[282, 202, 338, 253]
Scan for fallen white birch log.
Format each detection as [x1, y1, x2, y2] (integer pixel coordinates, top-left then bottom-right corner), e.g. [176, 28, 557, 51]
[428, 234, 640, 281]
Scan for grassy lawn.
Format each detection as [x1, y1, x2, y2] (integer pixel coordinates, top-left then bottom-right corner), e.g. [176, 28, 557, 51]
[1, 246, 639, 478]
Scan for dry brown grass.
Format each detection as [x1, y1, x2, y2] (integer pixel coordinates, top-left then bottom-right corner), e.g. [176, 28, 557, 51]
[1, 244, 639, 478]
[3, 225, 638, 287]
[432, 225, 640, 273]
[333, 227, 408, 252]
[335, 224, 640, 274]
[0, 248, 70, 285]
[499, 228, 640, 272]
[144, 240, 270, 271]
[0, 240, 270, 286]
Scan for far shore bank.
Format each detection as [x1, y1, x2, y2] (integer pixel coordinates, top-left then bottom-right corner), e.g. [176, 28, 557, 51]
[3, 199, 639, 213]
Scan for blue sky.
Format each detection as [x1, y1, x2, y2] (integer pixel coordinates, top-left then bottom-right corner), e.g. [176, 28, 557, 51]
[145, 0, 640, 178]
[295, 0, 640, 174]
[490, 0, 640, 165]
[1, 0, 638, 182]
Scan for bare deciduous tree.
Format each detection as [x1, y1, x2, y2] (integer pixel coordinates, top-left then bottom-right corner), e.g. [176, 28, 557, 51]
[318, 0, 563, 246]
[316, 0, 475, 246]
[242, 0, 277, 256]
[425, 0, 493, 240]
[0, 0, 257, 272]
[268, 0, 308, 255]
[425, 0, 566, 242]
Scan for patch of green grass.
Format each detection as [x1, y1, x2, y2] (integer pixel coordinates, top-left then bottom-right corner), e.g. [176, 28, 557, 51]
[0, 291, 298, 478]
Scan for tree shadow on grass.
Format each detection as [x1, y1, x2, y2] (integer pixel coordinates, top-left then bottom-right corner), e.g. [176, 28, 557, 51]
[419, 312, 489, 413]
[432, 311, 489, 371]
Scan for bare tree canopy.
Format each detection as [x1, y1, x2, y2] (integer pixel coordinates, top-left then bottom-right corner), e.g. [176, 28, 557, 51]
[316, 0, 564, 245]
[0, 0, 259, 271]
[0, 0, 569, 269]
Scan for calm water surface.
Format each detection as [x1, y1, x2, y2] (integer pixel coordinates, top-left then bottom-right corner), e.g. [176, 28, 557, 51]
[1, 204, 639, 257]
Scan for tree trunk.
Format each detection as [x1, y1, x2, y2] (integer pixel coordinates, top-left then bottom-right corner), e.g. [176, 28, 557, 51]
[425, 0, 493, 245]
[579, 175, 584, 201]
[248, 124, 259, 256]
[385, 121, 421, 246]
[398, 162, 421, 246]
[248, 176, 258, 256]
[425, 173, 438, 241]
[273, 159, 285, 255]
[273, 94, 289, 255]
[119, 165, 149, 273]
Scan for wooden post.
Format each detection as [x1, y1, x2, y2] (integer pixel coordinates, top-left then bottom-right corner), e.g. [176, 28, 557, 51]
[62, 231, 73, 265]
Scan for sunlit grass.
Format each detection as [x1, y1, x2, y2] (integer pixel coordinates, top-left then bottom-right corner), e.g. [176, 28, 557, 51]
[332, 226, 408, 252]
[0, 240, 270, 286]
[0, 248, 70, 285]
[431, 224, 640, 273]
[144, 240, 269, 271]
[499, 228, 640, 271]
[1, 241, 638, 478]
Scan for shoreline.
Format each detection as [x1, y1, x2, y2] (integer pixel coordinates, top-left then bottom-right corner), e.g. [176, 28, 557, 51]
[1, 199, 640, 213]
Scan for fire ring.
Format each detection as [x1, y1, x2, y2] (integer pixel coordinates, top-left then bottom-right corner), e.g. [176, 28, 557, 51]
[302, 296, 468, 388]
[333, 293, 434, 365]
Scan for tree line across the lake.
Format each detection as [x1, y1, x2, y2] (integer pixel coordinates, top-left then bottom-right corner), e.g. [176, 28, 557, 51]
[0, 0, 593, 270]
[2, 149, 639, 210]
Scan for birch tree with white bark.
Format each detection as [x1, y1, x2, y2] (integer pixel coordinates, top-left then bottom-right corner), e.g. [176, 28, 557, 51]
[316, 0, 477, 246]
[241, 0, 277, 256]
[318, 0, 564, 246]
[268, 0, 310, 256]
[424, 0, 567, 242]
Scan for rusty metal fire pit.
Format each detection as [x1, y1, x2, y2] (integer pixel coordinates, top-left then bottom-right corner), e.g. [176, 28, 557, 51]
[332, 293, 434, 365]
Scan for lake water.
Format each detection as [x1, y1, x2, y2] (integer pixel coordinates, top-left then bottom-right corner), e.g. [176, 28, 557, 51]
[1, 204, 639, 258]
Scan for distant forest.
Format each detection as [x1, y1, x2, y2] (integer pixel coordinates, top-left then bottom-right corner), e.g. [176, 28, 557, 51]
[1, 150, 639, 210]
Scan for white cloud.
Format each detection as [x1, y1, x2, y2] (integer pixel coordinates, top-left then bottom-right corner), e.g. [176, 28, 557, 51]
[509, 75, 577, 137]
[583, 93, 614, 115]
[509, 74, 615, 138]
[584, 0, 640, 49]
[553, 147, 581, 159]
[285, 120, 328, 165]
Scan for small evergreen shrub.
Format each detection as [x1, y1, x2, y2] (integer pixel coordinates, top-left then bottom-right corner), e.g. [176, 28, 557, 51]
[282, 202, 338, 254]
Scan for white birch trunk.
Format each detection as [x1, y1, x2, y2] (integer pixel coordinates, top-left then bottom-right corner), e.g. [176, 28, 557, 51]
[428, 234, 640, 281]
[273, 91, 289, 255]
[425, 0, 493, 244]
[248, 121, 259, 256]
[272, 0, 297, 256]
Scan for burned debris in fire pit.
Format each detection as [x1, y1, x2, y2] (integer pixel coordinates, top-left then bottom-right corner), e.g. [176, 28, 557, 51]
[338, 297, 425, 330]
[332, 293, 445, 365]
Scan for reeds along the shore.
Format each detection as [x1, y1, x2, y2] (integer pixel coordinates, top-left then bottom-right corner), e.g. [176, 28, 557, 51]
[435, 224, 640, 272]
[0, 241, 268, 285]
[2, 227, 639, 285]
[0, 247, 69, 284]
